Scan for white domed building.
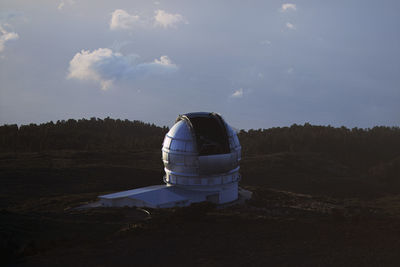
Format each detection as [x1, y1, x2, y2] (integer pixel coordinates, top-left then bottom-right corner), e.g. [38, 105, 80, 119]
[99, 112, 247, 208]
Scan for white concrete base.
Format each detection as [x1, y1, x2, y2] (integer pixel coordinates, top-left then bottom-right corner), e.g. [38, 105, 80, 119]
[98, 181, 241, 208]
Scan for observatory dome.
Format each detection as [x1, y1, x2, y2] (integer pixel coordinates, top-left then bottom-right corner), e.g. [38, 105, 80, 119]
[162, 112, 241, 195]
[99, 112, 246, 208]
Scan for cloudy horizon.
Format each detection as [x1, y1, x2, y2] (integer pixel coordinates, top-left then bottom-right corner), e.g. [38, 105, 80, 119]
[0, 0, 399, 129]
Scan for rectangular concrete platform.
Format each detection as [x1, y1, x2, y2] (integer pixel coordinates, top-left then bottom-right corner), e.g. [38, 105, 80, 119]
[99, 185, 217, 208]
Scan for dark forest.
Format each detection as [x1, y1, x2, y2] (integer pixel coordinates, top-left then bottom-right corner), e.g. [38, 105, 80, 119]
[1, 117, 399, 184]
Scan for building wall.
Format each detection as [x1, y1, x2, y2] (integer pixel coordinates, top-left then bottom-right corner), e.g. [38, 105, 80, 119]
[100, 197, 155, 208]
[219, 182, 238, 204]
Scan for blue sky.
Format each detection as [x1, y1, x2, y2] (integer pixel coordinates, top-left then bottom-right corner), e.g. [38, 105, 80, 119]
[0, 0, 399, 129]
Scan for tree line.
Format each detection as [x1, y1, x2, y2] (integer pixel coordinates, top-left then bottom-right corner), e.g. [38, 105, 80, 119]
[0, 118, 399, 173]
[238, 123, 400, 172]
[0, 117, 168, 152]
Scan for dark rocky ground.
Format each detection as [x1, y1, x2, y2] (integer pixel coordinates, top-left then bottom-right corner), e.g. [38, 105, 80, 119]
[1, 151, 400, 266]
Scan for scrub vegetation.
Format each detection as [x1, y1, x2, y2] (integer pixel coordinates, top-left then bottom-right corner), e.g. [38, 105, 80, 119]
[1, 118, 400, 266]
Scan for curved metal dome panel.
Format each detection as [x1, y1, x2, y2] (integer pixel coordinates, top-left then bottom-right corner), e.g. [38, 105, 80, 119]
[167, 120, 194, 143]
[162, 112, 241, 187]
[225, 123, 241, 161]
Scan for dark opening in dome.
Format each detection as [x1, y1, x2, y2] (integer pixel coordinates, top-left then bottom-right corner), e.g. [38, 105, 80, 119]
[177, 112, 230, 156]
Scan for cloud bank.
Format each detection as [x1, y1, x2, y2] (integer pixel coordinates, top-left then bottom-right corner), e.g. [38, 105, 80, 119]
[110, 9, 140, 30]
[0, 25, 19, 53]
[67, 48, 178, 90]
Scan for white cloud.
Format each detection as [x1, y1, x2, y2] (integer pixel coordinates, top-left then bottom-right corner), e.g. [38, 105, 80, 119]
[109, 9, 186, 30]
[230, 88, 244, 98]
[286, 22, 296, 30]
[287, 67, 294, 74]
[154, 10, 185, 28]
[58, 0, 75, 10]
[67, 48, 178, 90]
[136, 55, 178, 74]
[0, 25, 19, 53]
[110, 9, 140, 30]
[281, 3, 297, 12]
[58, 2, 64, 10]
[0, 12, 22, 53]
[153, 55, 173, 65]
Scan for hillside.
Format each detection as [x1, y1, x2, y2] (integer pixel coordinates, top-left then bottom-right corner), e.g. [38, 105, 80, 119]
[1, 119, 400, 266]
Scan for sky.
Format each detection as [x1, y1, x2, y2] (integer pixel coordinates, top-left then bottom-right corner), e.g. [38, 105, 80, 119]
[0, 0, 399, 129]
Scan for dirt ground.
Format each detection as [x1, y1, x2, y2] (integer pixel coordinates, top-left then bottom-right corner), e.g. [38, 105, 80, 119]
[1, 151, 400, 266]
